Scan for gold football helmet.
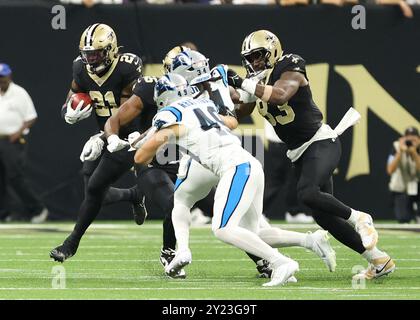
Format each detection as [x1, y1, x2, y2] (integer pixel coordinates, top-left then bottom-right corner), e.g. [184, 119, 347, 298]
[162, 46, 189, 73]
[241, 30, 283, 76]
[79, 23, 119, 74]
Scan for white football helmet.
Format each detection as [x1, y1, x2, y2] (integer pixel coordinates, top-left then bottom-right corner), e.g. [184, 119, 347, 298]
[170, 50, 211, 85]
[154, 73, 193, 108]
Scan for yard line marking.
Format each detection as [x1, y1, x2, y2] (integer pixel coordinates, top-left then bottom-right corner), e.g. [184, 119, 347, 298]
[0, 287, 420, 291]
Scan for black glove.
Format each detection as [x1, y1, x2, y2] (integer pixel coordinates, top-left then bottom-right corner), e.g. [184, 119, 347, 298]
[227, 69, 244, 89]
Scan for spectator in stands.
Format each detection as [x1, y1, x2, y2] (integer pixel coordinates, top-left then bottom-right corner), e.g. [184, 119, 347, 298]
[59, 0, 124, 7]
[387, 127, 420, 223]
[0, 63, 49, 223]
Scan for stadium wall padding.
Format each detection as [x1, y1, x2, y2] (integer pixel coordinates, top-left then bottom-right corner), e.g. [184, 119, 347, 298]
[0, 3, 419, 220]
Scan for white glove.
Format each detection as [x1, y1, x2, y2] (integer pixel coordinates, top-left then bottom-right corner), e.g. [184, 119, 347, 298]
[80, 133, 104, 162]
[64, 97, 93, 124]
[107, 134, 129, 153]
[210, 65, 235, 114]
[128, 128, 157, 150]
[128, 131, 141, 151]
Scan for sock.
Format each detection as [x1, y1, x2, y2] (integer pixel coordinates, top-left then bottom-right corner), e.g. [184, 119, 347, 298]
[312, 212, 365, 254]
[258, 227, 307, 248]
[362, 247, 388, 263]
[347, 209, 361, 226]
[172, 201, 192, 252]
[163, 215, 177, 250]
[246, 253, 262, 264]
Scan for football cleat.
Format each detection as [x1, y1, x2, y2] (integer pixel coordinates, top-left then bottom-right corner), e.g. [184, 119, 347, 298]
[355, 212, 378, 250]
[256, 259, 273, 278]
[352, 256, 396, 280]
[165, 249, 192, 279]
[307, 230, 337, 272]
[263, 259, 299, 287]
[160, 247, 186, 279]
[50, 237, 80, 263]
[132, 195, 147, 226]
[286, 276, 298, 283]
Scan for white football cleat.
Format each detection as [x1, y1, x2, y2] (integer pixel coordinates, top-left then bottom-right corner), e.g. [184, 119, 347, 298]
[31, 208, 49, 224]
[263, 259, 299, 287]
[190, 208, 211, 226]
[286, 276, 298, 283]
[355, 212, 378, 250]
[165, 249, 192, 279]
[308, 230, 336, 272]
[285, 212, 314, 224]
[352, 255, 396, 280]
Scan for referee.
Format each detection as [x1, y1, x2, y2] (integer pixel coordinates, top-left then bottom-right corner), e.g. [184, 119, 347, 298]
[0, 63, 48, 223]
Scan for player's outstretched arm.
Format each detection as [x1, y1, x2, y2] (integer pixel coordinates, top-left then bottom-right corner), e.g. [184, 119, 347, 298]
[228, 69, 307, 106]
[104, 95, 144, 137]
[228, 86, 256, 120]
[220, 115, 238, 130]
[255, 71, 305, 105]
[134, 125, 184, 165]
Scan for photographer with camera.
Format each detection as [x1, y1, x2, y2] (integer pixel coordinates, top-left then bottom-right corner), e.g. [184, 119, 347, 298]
[387, 126, 420, 223]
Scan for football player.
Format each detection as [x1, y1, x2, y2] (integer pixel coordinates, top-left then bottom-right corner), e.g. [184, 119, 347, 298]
[165, 49, 336, 278]
[103, 46, 208, 278]
[50, 23, 144, 263]
[228, 30, 395, 280]
[135, 73, 304, 287]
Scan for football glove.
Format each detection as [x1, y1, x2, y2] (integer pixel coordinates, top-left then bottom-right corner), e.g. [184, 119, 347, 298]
[64, 97, 93, 124]
[128, 128, 157, 150]
[107, 134, 129, 153]
[227, 69, 244, 89]
[80, 133, 104, 162]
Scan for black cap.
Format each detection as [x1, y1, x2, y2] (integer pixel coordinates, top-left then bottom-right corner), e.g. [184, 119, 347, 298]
[405, 126, 419, 137]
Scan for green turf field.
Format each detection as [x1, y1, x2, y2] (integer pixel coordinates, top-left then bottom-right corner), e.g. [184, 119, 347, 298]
[0, 221, 419, 300]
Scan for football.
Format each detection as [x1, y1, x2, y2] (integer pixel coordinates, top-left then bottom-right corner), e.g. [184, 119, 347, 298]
[70, 93, 92, 110]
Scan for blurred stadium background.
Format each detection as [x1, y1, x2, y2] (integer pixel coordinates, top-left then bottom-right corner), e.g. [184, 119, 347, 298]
[1, 0, 420, 302]
[1, 1, 419, 221]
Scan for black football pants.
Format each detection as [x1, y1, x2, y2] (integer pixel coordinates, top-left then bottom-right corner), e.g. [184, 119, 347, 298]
[71, 147, 135, 240]
[136, 165, 177, 250]
[294, 138, 365, 254]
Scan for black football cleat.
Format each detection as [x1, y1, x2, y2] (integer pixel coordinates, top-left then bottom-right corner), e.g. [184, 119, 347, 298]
[50, 237, 80, 263]
[132, 195, 147, 226]
[256, 259, 273, 278]
[160, 247, 186, 279]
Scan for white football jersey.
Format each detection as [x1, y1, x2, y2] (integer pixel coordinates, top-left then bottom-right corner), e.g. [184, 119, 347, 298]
[152, 97, 251, 176]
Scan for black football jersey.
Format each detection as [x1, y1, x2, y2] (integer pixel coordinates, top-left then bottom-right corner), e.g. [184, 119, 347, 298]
[72, 53, 142, 138]
[132, 75, 180, 169]
[256, 53, 323, 149]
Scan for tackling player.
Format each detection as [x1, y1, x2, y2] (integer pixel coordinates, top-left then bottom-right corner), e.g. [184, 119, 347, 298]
[165, 49, 336, 278]
[228, 30, 395, 280]
[135, 73, 300, 287]
[50, 23, 143, 262]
